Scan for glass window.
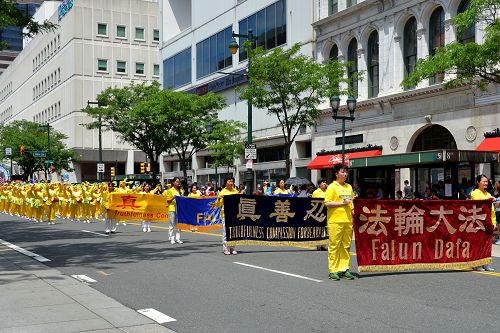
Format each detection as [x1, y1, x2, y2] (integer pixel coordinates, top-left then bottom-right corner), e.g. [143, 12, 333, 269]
[117, 61, 127, 74]
[457, 0, 475, 44]
[347, 0, 357, 8]
[403, 17, 417, 85]
[347, 38, 358, 98]
[429, 7, 445, 85]
[367, 31, 379, 98]
[153, 29, 160, 42]
[328, 0, 338, 15]
[117, 25, 126, 38]
[97, 59, 107, 72]
[238, 0, 286, 61]
[135, 27, 145, 40]
[329, 44, 338, 61]
[163, 48, 191, 89]
[153, 64, 160, 76]
[135, 62, 144, 75]
[97, 23, 107, 36]
[195, 26, 233, 79]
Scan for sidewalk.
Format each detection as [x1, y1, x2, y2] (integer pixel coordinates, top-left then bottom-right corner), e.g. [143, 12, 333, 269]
[0, 244, 176, 333]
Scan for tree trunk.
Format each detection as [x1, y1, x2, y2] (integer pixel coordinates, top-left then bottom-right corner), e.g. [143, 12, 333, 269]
[284, 141, 292, 178]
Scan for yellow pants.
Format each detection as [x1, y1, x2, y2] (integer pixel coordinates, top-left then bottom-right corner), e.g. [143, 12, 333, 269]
[327, 222, 353, 273]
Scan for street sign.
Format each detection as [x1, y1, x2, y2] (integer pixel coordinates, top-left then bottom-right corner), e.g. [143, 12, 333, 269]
[97, 163, 105, 173]
[33, 151, 47, 158]
[44, 159, 54, 164]
[5, 147, 12, 156]
[244, 144, 257, 160]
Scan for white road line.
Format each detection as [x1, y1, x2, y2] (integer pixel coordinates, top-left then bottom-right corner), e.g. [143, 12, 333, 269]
[71, 274, 97, 283]
[137, 308, 177, 324]
[233, 262, 323, 283]
[0, 239, 51, 262]
[81, 230, 109, 237]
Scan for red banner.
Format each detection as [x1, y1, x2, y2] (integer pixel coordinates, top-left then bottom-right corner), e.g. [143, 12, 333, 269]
[353, 200, 494, 272]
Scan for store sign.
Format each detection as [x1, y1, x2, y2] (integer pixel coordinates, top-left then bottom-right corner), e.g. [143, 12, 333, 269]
[58, 0, 74, 21]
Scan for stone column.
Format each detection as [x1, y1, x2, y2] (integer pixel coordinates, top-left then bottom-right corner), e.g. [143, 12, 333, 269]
[126, 149, 134, 175]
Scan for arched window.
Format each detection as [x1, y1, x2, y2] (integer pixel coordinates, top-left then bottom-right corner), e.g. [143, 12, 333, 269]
[457, 0, 475, 44]
[329, 44, 338, 61]
[429, 7, 445, 84]
[367, 31, 379, 98]
[347, 38, 358, 97]
[411, 125, 457, 151]
[403, 17, 417, 86]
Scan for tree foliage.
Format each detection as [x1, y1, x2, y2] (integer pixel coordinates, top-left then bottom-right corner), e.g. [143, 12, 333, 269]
[0, 0, 58, 50]
[0, 120, 75, 177]
[239, 43, 352, 177]
[402, 0, 500, 90]
[206, 120, 246, 172]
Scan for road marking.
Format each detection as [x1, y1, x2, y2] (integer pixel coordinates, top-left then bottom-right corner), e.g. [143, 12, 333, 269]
[81, 230, 109, 237]
[0, 239, 51, 262]
[233, 261, 323, 282]
[71, 275, 97, 283]
[96, 270, 111, 276]
[137, 308, 176, 323]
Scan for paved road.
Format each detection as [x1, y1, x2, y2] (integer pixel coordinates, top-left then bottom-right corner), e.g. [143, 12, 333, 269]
[1, 214, 499, 333]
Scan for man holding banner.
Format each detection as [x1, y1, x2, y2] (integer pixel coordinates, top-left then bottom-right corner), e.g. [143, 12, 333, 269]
[324, 164, 356, 281]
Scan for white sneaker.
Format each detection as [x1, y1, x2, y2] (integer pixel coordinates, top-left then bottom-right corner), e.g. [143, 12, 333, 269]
[475, 266, 485, 271]
[147, 228, 151, 232]
[142, 227, 147, 232]
[170, 239, 176, 244]
[176, 240, 183, 244]
[483, 264, 495, 272]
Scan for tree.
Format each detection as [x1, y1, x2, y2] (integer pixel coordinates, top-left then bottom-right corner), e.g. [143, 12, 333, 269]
[206, 120, 246, 173]
[239, 43, 351, 177]
[0, 0, 58, 50]
[402, 0, 500, 90]
[84, 81, 170, 182]
[0, 120, 75, 178]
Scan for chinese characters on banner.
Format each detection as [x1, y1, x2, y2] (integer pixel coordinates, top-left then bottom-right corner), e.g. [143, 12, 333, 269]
[224, 195, 328, 247]
[354, 199, 494, 272]
[108, 193, 170, 221]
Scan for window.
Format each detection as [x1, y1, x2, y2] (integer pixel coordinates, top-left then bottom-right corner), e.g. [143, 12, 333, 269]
[97, 59, 107, 72]
[329, 44, 338, 61]
[153, 29, 159, 42]
[135, 27, 145, 40]
[457, 0, 475, 44]
[403, 17, 417, 86]
[367, 31, 379, 98]
[347, 0, 357, 8]
[196, 26, 232, 79]
[117, 25, 126, 38]
[429, 7, 445, 85]
[163, 48, 191, 89]
[328, 0, 338, 15]
[153, 64, 160, 76]
[238, 0, 286, 61]
[347, 38, 358, 98]
[97, 23, 107, 36]
[117, 61, 127, 74]
[135, 62, 144, 75]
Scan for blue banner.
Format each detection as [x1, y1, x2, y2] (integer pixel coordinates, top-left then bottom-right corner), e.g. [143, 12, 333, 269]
[175, 196, 222, 229]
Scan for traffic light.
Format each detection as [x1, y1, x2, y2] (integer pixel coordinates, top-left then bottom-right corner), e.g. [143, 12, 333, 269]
[140, 162, 145, 174]
[110, 167, 115, 177]
[147, 163, 151, 172]
[20, 146, 25, 156]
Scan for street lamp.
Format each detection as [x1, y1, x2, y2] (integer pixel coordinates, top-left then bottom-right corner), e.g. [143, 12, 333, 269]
[229, 29, 256, 195]
[205, 123, 218, 190]
[330, 95, 357, 165]
[87, 100, 103, 181]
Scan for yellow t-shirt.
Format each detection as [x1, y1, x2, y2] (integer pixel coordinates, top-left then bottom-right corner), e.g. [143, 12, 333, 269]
[274, 188, 290, 195]
[311, 188, 326, 199]
[324, 181, 354, 224]
[164, 187, 183, 212]
[216, 187, 239, 218]
[470, 189, 497, 225]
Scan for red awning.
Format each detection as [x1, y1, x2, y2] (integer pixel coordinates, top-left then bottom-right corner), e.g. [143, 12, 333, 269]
[307, 150, 382, 169]
[476, 137, 500, 152]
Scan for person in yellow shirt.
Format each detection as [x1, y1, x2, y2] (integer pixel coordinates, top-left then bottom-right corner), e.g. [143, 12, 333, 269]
[324, 164, 355, 281]
[470, 174, 496, 272]
[312, 178, 328, 251]
[273, 179, 290, 195]
[216, 176, 239, 255]
[164, 177, 184, 244]
[102, 182, 117, 234]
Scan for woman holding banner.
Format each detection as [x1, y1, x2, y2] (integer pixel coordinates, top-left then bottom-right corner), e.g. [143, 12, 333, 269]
[216, 176, 239, 255]
[470, 174, 496, 272]
[274, 179, 291, 195]
[324, 164, 356, 281]
[165, 177, 184, 244]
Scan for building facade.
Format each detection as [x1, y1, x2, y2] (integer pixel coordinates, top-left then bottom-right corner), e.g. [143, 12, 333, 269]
[0, 0, 161, 182]
[159, 0, 315, 187]
[311, 0, 499, 196]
